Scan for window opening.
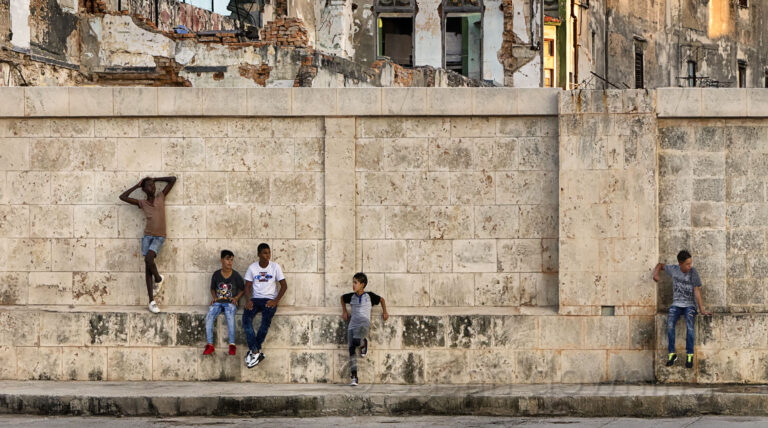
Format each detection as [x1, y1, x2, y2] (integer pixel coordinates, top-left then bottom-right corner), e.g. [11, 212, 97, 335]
[687, 60, 697, 87]
[444, 14, 482, 79]
[543, 38, 555, 87]
[378, 17, 414, 67]
[738, 60, 747, 88]
[634, 47, 644, 89]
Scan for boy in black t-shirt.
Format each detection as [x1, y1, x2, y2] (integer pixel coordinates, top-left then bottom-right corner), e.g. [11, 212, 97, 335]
[203, 250, 245, 356]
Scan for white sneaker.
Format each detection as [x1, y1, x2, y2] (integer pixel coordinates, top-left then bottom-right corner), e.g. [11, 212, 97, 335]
[148, 301, 160, 314]
[247, 351, 265, 368]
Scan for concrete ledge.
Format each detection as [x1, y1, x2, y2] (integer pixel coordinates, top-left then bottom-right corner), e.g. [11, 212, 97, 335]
[747, 89, 768, 117]
[10, 87, 768, 118]
[5, 88, 561, 118]
[0, 88, 24, 117]
[657, 88, 768, 118]
[0, 381, 766, 417]
[656, 88, 701, 117]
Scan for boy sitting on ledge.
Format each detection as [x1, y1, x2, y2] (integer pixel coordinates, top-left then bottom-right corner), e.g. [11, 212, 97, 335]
[203, 250, 244, 356]
[653, 250, 712, 369]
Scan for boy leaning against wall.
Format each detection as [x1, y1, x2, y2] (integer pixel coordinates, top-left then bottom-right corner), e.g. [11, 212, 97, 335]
[119, 176, 176, 314]
[652, 250, 712, 369]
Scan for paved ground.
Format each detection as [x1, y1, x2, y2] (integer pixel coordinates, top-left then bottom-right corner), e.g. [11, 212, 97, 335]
[1, 416, 768, 427]
[2, 381, 768, 417]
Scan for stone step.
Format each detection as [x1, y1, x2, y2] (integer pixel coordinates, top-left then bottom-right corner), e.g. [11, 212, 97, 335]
[0, 381, 766, 417]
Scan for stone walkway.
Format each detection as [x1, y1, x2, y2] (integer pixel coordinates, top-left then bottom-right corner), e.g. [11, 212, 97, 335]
[2, 415, 768, 427]
[1, 381, 768, 417]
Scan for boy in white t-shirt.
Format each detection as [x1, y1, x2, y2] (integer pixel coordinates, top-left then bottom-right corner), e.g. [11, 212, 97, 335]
[242, 243, 288, 368]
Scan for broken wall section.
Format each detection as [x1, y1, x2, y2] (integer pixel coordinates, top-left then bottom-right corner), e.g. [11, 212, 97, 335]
[105, 0, 235, 32]
[500, 0, 542, 87]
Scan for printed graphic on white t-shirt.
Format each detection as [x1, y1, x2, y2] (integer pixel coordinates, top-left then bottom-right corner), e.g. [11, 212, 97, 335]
[244, 261, 285, 299]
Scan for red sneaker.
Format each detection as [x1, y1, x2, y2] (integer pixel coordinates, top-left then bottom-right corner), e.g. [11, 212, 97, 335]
[229, 344, 236, 355]
[203, 344, 215, 355]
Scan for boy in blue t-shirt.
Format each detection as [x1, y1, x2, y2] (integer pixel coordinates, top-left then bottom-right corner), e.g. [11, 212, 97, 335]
[653, 250, 712, 368]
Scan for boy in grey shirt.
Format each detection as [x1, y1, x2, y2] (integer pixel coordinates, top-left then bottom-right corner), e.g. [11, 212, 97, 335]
[653, 250, 712, 368]
[340, 272, 389, 386]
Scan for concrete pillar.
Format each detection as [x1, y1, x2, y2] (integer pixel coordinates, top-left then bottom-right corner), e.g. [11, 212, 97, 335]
[414, 0, 442, 68]
[10, 0, 31, 51]
[558, 90, 658, 316]
[482, 0, 505, 84]
[323, 117, 357, 304]
[316, 0, 354, 58]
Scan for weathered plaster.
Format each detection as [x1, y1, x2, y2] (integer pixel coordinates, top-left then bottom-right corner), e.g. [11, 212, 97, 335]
[483, 0, 505, 84]
[511, 53, 540, 87]
[93, 15, 175, 68]
[414, 0, 442, 67]
[350, 0, 376, 66]
[316, 0, 355, 58]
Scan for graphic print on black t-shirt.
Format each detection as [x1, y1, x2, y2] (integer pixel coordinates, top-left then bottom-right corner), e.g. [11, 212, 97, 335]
[215, 282, 233, 300]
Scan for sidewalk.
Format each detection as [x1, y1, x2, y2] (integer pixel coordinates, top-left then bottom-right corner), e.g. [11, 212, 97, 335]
[1, 381, 768, 417]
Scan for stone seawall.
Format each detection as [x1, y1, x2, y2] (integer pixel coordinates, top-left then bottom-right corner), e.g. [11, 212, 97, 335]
[0, 87, 767, 383]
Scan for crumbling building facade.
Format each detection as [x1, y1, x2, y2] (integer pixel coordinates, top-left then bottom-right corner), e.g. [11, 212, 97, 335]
[1, 0, 767, 87]
[561, 0, 768, 89]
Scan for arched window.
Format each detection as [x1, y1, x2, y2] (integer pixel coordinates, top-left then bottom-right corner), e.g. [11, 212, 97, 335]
[375, 0, 416, 67]
[442, 0, 483, 79]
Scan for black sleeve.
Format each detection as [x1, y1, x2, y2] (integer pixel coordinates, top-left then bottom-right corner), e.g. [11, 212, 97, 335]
[210, 271, 218, 291]
[368, 292, 381, 306]
[342, 293, 353, 304]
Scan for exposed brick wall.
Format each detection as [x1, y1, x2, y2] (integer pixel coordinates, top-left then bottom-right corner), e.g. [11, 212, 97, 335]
[260, 18, 310, 48]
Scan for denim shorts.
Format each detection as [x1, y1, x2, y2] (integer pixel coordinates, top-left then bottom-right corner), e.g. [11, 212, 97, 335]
[141, 235, 165, 256]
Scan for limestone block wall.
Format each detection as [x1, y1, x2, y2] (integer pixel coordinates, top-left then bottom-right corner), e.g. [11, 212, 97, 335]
[655, 88, 768, 383]
[353, 116, 559, 310]
[2, 87, 767, 384]
[6, 86, 636, 384]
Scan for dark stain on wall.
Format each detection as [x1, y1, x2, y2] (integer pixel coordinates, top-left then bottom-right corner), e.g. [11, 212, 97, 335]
[29, 0, 78, 60]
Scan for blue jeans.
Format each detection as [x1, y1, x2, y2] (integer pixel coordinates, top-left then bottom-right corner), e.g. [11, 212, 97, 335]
[667, 305, 697, 355]
[205, 302, 237, 345]
[242, 298, 277, 352]
[141, 235, 165, 256]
